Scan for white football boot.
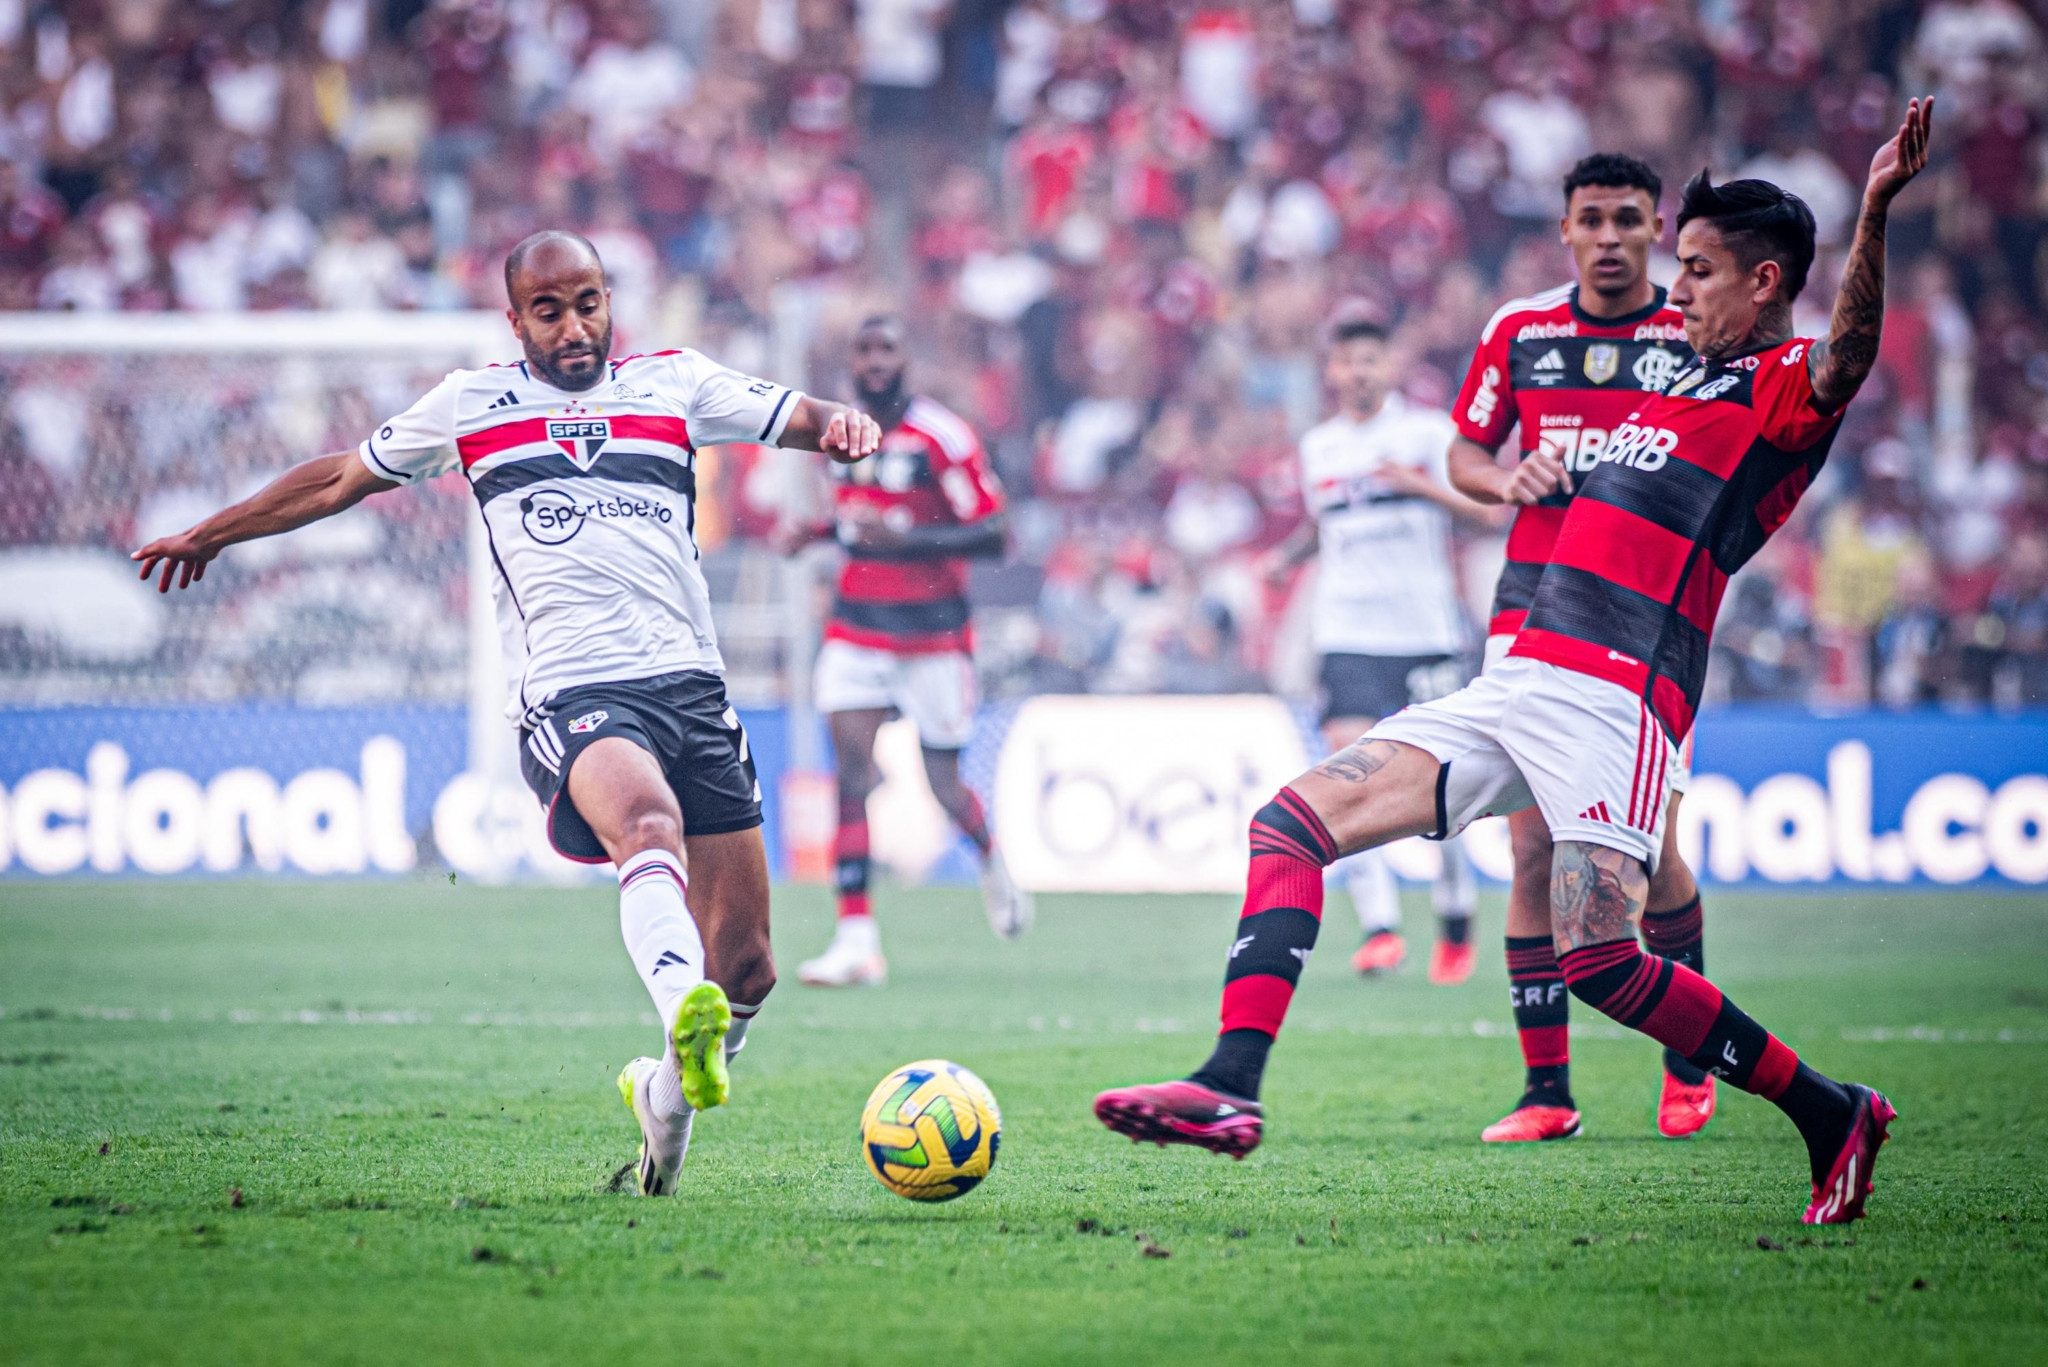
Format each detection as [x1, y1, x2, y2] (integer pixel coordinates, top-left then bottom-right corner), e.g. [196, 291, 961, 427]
[616, 1055, 694, 1196]
[797, 916, 888, 987]
[980, 847, 1034, 940]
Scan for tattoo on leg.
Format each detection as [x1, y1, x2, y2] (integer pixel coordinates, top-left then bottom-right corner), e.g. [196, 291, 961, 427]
[1312, 739, 1400, 785]
[1550, 841, 1648, 953]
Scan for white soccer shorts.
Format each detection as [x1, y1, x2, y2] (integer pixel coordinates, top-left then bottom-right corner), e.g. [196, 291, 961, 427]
[813, 639, 978, 749]
[1371, 656, 1674, 870]
[1483, 632, 1688, 796]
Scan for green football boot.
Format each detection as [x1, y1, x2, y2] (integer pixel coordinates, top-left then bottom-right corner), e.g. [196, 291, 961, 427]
[674, 981, 733, 1112]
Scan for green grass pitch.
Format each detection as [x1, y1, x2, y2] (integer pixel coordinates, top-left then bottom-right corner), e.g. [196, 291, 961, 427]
[2, 880, 2045, 1365]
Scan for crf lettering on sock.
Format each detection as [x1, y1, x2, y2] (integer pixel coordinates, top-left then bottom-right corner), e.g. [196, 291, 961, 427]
[1505, 935, 1570, 1070]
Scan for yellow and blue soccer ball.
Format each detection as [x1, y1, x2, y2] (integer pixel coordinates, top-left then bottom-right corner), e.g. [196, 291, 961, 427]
[858, 1059, 1001, 1201]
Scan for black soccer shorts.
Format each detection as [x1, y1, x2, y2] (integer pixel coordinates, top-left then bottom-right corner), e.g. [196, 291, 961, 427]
[1317, 651, 1468, 726]
[518, 669, 762, 864]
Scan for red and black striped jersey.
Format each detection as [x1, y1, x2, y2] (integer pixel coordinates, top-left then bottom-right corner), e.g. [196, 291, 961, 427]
[827, 396, 1004, 655]
[1450, 283, 1693, 635]
[1508, 336, 1844, 741]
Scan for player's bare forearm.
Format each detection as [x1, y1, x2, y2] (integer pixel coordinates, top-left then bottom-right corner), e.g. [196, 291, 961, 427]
[1808, 203, 1890, 412]
[1275, 518, 1319, 569]
[1449, 436, 1568, 507]
[1810, 96, 1933, 413]
[130, 451, 393, 592]
[1416, 473, 1512, 527]
[780, 397, 882, 463]
[1448, 436, 1513, 504]
[848, 514, 1006, 561]
[1550, 840, 1647, 953]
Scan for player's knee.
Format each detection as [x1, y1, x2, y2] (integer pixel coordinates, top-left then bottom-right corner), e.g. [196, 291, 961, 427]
[619, 807, 682, 856]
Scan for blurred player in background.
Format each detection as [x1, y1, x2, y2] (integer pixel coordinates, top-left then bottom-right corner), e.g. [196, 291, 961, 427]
[780, 316, 1031, 989]
[132, 231, 882, 1197]
[1261, 319, 1500, 984]
[1097, 100, 1932, 1225]
[1447, 154, 1718, 1144]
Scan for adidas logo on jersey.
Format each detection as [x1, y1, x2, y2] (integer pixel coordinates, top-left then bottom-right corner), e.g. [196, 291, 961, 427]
[1532, 349, 1565, 371]
[1578, 802, 1614, 824]
[487, 390, 520, 410]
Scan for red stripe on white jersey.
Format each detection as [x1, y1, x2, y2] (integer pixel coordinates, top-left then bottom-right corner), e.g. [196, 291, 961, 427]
[457, 413, 694, 467]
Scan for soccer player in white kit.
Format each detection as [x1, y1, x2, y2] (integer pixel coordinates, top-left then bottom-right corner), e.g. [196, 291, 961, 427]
[131, 231, 882, 1197]
[1261, 320, 1500, 983]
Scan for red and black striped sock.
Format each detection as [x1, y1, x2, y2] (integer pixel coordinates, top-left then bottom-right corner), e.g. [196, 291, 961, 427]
[1505, 935, 1571, 1106]
[1190, 787, 1338, 1102]
[834, 812, 871, 921]
[953, 787, 994, 857]
[1641, 894, 1709, 1084]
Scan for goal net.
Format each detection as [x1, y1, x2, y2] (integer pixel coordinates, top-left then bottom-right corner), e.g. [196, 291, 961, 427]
[0, 312, 509, 713]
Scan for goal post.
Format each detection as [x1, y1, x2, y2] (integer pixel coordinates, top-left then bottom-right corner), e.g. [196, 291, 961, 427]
[0, 310, 593, 880]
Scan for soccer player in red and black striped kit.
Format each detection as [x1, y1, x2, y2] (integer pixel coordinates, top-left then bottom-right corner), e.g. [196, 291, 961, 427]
[1445, 154, 1719, 1144]
[1096, 99, 1933, 1225]
[785, 316, 1033, 988]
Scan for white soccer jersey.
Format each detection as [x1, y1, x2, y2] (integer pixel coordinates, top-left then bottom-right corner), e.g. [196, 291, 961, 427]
[359, 349, 802, 723]
[1298, 392, 1468, 657]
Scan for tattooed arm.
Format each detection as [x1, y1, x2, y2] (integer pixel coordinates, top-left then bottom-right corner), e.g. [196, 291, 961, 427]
[1550, 840, 1649, 953]
[1809, 97, 1933, 413]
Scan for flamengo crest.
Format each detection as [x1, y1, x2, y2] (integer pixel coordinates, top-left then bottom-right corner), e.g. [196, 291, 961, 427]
[548, 418, 611, 470]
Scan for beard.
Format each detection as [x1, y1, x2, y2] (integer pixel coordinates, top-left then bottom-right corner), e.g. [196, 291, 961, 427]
[856, 372, 904, 412]
[526, 321, 614, 391]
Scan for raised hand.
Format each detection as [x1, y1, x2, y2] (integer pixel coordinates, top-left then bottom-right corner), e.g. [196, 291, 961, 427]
[1865, 96, 1933, 206]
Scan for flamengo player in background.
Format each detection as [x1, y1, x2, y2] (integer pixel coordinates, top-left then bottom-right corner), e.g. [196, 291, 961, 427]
[1259, 319, 1498, 984]
[786, 316, 1032, 990]
[131, 232, 883, 1198]
[1095, 100, 1932, 1226]
[1446, 154, 1720, 1145]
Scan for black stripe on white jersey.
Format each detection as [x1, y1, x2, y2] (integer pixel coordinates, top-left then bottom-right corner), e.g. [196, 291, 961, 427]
[470, 451, 698, 506]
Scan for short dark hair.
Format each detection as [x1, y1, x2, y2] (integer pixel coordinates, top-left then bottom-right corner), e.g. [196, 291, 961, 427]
[1562, 153, 1662, 208]
[1675, 169, 1818, 302]
[855, 314, 905, 342]
[503, 229, 603, 299]
[1329, 319, 1389, 347]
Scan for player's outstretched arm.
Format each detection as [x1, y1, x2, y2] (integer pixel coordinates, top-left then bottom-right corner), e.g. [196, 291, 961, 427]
[1810, 96, 1933, 413]
[1447, 435, 1569, 506]
[131, 452, 397, 593]
[841, 507, 1007, 561]
[778, 396, 882, 464]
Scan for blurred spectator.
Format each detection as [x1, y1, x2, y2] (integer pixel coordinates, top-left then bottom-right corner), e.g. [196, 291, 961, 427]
[0, 0, 2037, 713]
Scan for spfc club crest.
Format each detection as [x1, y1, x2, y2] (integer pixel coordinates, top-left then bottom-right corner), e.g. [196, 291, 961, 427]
[1583, 344, 1620, 384]
[547, 418, 611, 470]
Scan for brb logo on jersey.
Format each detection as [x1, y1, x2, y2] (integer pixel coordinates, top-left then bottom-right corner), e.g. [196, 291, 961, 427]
[548, 418, 612, 471]
[1597, 422, 1680, 471]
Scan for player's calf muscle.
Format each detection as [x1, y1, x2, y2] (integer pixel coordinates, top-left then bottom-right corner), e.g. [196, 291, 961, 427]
[1550, 841, 1646, 952]
[1290, 739, 1440, 857]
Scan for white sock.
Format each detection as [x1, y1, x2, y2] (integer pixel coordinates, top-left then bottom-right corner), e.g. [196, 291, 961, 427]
[1433, 835, 1477, 918]
[726, 1001, 761, 1061]
[649, 1047, 690, 1118]
[831, 915, 880, 956]
[1331, 849, 1400, 936]
[618, 849, 705, 1034]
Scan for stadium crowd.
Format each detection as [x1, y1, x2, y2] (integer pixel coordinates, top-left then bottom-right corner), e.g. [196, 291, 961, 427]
[0, 0, 2043, 711]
